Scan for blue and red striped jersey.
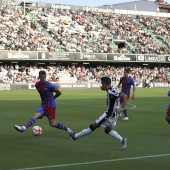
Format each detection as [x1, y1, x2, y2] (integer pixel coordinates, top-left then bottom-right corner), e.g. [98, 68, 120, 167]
[120, 76, 134, 95]
[35, 81, 56, 107]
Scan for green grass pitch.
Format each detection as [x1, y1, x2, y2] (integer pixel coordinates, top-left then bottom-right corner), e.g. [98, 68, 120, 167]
[0, 88, 170, 170]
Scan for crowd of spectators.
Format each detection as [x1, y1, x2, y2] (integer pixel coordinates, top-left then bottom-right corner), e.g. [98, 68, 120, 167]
[0, 6, 170, 54]
[0, 6, 170, 86]
[0, 63, 169, 87]
[0, 7, 58, 51]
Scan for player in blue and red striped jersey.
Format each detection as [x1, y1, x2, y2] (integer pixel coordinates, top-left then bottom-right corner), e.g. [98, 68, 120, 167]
[166, 90, 170, 124]
[14, 70, 72, 134]
[117, 68, 135, 120]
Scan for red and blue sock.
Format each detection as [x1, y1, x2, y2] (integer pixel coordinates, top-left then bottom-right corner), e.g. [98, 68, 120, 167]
[25, 118, 36, 128]
[55, 122, 67, 131]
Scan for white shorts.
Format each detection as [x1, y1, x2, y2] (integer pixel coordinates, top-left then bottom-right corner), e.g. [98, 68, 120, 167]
[95, 111, 118, 128]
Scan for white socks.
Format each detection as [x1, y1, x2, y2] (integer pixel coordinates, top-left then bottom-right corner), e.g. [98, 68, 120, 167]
[67, 128, 73, 133]
[108, 130, 123, 142]
[74, 128, 122, 143]
[75, 127, 92, 138]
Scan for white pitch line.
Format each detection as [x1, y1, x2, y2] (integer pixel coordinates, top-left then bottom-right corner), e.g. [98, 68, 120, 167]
[59, 102, 137, 108]
[127, 103, 136, 109]
[11, 153, 170, 170]
[59, 102, 166, 112]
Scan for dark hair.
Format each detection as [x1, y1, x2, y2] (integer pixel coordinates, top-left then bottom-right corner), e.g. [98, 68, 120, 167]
[39, 70, 46, 77]
[101, 77, 111, 85]
[124, 68, 130, 73]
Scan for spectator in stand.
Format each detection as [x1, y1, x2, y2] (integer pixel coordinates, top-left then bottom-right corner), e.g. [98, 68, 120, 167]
[0, 64, 170, 85]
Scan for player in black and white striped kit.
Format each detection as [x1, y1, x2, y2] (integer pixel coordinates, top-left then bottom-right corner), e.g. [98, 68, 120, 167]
[69, 77, 128, 150]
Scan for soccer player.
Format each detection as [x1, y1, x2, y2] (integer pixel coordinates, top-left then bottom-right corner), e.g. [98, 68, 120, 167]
[165, 90, 170, 124]
[117, 68, 135, 120]
[14, 70, 72, 134]
[69, 77, 127, 150]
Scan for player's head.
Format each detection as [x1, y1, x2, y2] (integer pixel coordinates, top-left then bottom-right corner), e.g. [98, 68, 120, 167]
[39, 70, 46, 83]
[100, 77, 111, 90]
[124, 68, 130, 77]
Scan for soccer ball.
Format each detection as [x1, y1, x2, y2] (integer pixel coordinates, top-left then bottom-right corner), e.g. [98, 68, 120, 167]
[32, 126, 42, 136]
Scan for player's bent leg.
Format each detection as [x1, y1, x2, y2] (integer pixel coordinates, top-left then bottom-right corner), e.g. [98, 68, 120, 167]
[105, 127, 127, 150]
[105, 129, 122, 142]
[69, 123, 98, 140]
[49, 119, 68, 131]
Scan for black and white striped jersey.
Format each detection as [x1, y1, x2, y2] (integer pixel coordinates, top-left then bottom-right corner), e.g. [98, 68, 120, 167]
[105, 85, 120, 117]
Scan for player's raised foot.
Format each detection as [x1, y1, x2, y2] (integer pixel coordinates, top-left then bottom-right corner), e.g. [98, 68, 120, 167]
[69, 131, 77, 140]
[121, 138, 127, 150]
[123, 117, 129, 121]
[14, 125, 26, 133]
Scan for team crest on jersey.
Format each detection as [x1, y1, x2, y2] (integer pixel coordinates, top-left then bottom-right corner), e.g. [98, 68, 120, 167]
[37, 87, 49, 92]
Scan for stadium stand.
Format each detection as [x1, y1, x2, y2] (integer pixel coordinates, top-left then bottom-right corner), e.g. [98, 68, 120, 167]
[0, 2, 170, 87]
[0, 5, 170, 54]
[0, 63, 169, 86]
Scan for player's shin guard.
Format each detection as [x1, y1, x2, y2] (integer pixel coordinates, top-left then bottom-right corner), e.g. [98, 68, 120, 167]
[123, 108, 128, 117]
[25, 117, 36, 128]
[75, 126, 93, 138]
[55, 122, 67, 130]
[107, 130, 122, 142]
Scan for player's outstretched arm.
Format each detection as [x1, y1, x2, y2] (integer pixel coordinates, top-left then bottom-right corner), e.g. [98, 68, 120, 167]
[131, 84, 135, 99]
